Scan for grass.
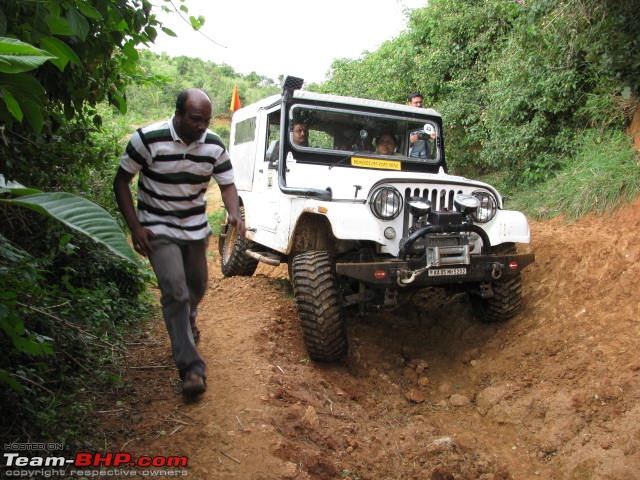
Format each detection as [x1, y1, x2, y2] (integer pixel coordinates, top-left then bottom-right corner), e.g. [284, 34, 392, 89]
[208, 209, 227, 236]
[480, 130, 640, 220]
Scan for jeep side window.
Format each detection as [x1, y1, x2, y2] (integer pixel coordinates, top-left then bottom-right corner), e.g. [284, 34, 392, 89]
[234, 117, 256, 144]
[265, 112, 280, 163]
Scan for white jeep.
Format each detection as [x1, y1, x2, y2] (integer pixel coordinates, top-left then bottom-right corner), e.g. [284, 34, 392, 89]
[220, 76, 534, 362]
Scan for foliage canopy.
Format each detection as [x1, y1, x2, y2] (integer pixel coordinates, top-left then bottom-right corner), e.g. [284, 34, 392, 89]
[323, 0, 639, 187]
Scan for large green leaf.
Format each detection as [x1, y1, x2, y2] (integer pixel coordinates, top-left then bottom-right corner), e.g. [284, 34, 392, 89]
[0, 90, 22, 120]
[0, 72, 46, 131]
[45, 14, 74, 36]
[39, 36, 81, 71]
[75, 1, 103, 21]
[66, 8, 90, 41]
[16, 97, 44, 133]
[0, 192, 139, 264]
[0, 37, 55, 74]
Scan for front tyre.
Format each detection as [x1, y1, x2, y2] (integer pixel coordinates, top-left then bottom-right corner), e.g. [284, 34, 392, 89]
[471, 275, 523, 323]
[219, 208, 258, 277]
[471, 244, 523, 322]
[291, 251, 347, 362]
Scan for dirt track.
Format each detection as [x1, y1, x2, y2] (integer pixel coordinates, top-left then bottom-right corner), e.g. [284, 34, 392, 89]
[99, 197, 640, 480]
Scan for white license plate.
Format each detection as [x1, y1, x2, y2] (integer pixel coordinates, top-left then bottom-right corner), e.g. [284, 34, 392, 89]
[427, 267, 467, 277]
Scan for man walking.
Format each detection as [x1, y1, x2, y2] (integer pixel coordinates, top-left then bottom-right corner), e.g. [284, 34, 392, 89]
[114, 88, 244, 400]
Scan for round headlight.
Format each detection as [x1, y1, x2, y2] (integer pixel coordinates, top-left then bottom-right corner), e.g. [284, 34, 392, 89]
[370, 186, 403, 220]
[454, 193, 480, 214]
[472, 190, 497, 223]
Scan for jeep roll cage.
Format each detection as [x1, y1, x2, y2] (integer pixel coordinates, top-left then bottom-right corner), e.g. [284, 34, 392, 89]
[274, 76, 448, 201]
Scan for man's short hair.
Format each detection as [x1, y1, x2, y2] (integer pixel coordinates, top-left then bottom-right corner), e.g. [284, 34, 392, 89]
[175, 91, 189, 114]
[175, 89, 211, 114]
[408, 92, 424, 102]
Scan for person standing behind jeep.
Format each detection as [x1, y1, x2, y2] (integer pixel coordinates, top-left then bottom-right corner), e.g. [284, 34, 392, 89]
[407, 92, 429, 158]
[113, 88, 245, 400]
[408, 91, 424, 108]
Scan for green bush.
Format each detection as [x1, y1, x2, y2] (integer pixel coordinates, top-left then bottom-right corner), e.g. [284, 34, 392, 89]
[321, 0, 639, 198]
[507, 130, 640, 218]
[0, 116, 122, 210]
[0, 210, 153, 444]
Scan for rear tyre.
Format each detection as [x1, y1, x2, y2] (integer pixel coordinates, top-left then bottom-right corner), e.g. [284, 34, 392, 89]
[471, 244, 523, 322]
[219, 208, 258, 277]
[291, 251, 347, 362]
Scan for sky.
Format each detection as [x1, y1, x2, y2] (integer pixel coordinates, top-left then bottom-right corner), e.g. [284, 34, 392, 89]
[149, 0, 427, 84]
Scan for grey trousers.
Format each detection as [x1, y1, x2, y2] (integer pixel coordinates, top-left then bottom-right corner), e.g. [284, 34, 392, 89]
[148, 236, 208, 379]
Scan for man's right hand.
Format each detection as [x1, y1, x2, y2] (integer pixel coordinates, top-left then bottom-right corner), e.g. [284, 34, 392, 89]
[131, 226, 156, 257]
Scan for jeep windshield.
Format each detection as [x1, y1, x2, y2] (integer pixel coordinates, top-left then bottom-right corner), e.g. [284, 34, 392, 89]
[287, 104, 444, 172]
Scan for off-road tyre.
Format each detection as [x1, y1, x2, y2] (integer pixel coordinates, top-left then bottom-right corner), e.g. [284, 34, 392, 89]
[471, 244, 523, 323]
[291, 251, 347, 362]
[219, 210, 258, 277]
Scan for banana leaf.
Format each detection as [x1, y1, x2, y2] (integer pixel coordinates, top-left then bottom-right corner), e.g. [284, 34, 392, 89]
[1, 190, 138, 264]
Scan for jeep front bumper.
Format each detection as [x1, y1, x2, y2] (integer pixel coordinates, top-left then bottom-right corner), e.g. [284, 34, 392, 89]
[335, 252, 535, 287]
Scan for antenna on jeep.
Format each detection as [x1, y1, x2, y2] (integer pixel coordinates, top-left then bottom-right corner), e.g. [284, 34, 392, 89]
[277, 76, 332, 201]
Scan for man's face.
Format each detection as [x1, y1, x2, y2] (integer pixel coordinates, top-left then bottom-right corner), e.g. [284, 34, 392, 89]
[292, 124, 309, 146]
[174, 94, 212, 144]
[409, 96, 423, 107]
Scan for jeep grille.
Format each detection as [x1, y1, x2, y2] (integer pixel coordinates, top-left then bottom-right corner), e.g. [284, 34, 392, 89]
[402, 186, 461, 235]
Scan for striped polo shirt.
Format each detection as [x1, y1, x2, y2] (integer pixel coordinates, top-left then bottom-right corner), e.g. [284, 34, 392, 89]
[119, 117, 235, 241]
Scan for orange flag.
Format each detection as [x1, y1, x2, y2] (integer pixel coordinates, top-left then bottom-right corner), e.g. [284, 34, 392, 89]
[230, 84, 242, 112]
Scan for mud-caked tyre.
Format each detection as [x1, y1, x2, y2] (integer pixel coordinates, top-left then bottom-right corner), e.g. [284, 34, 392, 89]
[219, 209, 258, 277]
[291, 251, 347, 362]
[471, 275, 523, 323]
[470, 244, 523, 322]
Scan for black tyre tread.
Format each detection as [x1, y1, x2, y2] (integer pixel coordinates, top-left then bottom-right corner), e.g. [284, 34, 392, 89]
[292, 251, 347, 362]
[474, 274, 523, 323]
[220, 222, 258, 277]
[473, 243, 523, 323]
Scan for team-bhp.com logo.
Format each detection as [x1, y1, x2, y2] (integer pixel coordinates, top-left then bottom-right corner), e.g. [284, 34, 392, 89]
[3, 451, 189, 477]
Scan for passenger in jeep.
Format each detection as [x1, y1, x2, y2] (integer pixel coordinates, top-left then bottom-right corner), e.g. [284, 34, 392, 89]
[291, 122, 309, 147]
[375, 132, 401, 156]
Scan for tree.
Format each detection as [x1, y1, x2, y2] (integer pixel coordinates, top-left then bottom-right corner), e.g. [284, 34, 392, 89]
[1, 1, 159, 131]
[322, 0, 639, 184]
[0, 30, 139, 394]
[0, 0, 154, 399]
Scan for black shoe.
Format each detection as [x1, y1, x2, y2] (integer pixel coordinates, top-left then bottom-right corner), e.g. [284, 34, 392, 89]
[182, 370, 206, 400]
